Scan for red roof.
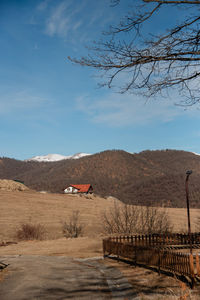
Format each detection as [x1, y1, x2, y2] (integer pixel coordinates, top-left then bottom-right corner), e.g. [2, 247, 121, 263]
[70, 184, 93, 193]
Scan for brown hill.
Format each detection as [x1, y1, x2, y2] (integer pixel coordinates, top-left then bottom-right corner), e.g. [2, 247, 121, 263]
[1, 149, 200, 208]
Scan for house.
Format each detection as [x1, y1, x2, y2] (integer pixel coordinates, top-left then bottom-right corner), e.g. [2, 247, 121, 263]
[64, 184, 93, 194]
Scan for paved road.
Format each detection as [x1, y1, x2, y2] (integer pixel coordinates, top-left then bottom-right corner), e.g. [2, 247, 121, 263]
[0, 255, 135, 299]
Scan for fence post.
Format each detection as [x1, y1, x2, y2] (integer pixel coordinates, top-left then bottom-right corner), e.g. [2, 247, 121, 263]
[189, 254, 195, 289]
[196, 254, 200, 277]
[149, 234, 151, 246]
[158, 250, 161, 275]
[180, 234, 183, 245]
[103, 239, 106, 258]
[117, 239, 119, 261]
[134, 245, 137, 266]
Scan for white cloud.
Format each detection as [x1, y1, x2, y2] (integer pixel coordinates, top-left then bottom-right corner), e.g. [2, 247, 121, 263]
[44, 0, 84, 38]
[41, 0, 114, 42]
[45, 1, 69, 36]
[75, 92, 199, 127]
[0, 90, 49, 115]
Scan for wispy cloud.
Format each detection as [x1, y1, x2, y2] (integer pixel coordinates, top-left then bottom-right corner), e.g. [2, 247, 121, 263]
[44, 0, 84, 38]
[0, 90, 49, 115]
[75, 92, 199, 127]
[39, 0, 114, 42]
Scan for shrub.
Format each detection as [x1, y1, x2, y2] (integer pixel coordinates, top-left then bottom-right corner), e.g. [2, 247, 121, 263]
[138, 205, 173, 234]
[62, 210, 83, 238]
[103, 201, 173, 235]
[16, 223, 46, 240]
[103, 201, 140, 234]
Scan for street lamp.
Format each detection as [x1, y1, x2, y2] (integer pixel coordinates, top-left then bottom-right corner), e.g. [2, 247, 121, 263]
[185, 170, 192, 254]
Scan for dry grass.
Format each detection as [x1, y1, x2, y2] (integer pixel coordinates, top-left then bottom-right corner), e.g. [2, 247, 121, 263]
[0, 179, 29, 192]
[0, 190, 117, 241]
[1, 190, 200, 297]
[0, 190, 200, 242]
[0, 237, 102, 258]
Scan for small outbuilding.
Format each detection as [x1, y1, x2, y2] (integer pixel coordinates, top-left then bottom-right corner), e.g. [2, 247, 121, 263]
[64, 184, 93, 194]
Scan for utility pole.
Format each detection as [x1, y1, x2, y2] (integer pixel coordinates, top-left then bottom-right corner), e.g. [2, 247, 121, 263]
[185, 170, 193, 254]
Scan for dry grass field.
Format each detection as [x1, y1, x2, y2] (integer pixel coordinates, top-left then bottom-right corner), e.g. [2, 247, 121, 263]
[0, 189, 111, 256]
[1, 187, 200, 298]
[0, 188, 200, 256]
[0, 190, 110, 240]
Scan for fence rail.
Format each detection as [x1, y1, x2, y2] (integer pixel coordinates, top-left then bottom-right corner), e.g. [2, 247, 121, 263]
[108, 233, 200, 247]
[103, 233, 200, 286]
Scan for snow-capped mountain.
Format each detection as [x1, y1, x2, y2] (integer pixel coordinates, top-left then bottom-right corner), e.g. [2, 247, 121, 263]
[26, 153, 91, 162]
[70, 153, 91, 159]
[192, 152, 200, 156]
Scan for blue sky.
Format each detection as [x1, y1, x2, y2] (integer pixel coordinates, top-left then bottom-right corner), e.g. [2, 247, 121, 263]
[1, 0, 200, 160]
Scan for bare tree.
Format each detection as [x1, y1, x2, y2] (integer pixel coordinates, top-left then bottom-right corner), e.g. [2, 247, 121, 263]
[103, 201, 140, 234]
[103, 201, 173, 234]
[138, 205, 173, 234]
[62, 210, 83, 238]
[69, 0, 200, 105]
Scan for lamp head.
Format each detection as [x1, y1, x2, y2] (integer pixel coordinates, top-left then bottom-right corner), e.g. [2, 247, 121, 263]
[186, 170, 192, 175]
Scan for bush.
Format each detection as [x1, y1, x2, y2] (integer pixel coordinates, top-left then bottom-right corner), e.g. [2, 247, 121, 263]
[103, 201, 140, 234]
[103, 201, 173, 235]
[62, 210, 83, 238]
[138, 205, 173, 234]
[16, 223, 46, 240]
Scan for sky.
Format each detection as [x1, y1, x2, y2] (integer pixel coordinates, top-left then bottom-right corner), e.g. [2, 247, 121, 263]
[1, 0, 200, 160]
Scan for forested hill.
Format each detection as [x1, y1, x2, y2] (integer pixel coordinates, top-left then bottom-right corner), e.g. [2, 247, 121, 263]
[1, 149, 200, 208]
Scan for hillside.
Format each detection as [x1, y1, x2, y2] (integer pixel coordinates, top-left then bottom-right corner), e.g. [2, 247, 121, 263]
[0, 189, 199, 241]
[1, 149, 200, 208]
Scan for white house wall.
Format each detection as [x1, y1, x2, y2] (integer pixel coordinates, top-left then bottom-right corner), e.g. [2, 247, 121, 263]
[64, 186, 78, 194]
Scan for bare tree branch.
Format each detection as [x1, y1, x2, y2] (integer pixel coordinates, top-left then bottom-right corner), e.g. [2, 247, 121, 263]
[110, 4, 162, 33]
[144, 0, 200, 4]
[69, 0, 200, 105]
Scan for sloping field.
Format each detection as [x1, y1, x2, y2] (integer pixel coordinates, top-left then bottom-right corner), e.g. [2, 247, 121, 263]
[0, 190, 117, 241]
[0, 189, 200, 257]
[0, 190, 117, 257]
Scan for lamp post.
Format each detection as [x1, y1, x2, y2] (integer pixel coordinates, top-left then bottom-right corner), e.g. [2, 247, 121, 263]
[185, 170, 192, 254]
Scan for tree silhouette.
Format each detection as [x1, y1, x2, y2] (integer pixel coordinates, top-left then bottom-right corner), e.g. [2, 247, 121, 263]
[69, 0, 200, 105]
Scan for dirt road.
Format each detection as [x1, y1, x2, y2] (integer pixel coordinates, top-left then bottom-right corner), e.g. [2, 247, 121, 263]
[0, 255, 135, 299]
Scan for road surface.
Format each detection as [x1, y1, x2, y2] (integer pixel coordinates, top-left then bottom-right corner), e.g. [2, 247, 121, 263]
[0, 255, 135, 299]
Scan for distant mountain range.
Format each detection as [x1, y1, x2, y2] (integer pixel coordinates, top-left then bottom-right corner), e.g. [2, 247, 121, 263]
[26, 153, 91, 162]
[1, 149, 200, 208]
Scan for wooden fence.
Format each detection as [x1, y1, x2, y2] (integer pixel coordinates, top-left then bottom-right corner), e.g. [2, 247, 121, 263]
[108, 233, 200, 247]
[103, 234, 200, 286]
